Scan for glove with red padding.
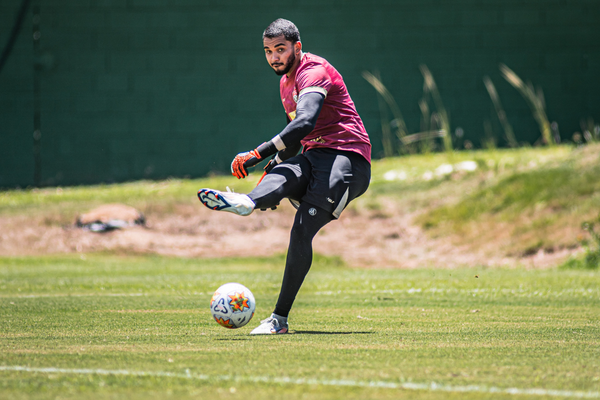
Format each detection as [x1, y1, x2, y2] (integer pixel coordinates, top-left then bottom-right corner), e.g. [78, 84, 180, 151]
[231, 149, 262, 179]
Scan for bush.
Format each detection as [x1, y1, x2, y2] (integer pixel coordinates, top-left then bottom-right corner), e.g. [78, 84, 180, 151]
[562, 217, 600, 270]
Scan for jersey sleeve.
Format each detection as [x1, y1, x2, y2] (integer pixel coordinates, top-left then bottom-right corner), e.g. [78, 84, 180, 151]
[296, 62, 332, 98]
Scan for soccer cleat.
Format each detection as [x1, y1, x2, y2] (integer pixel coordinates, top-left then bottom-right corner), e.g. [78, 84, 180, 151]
[249, 315, 289, 335]
[197, 188, 255, 216]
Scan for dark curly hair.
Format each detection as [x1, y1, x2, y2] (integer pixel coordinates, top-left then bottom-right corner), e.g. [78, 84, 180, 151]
[263, 18, 301, 43]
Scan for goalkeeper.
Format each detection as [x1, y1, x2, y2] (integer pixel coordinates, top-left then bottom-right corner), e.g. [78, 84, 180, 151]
[198, 18, 371, 334]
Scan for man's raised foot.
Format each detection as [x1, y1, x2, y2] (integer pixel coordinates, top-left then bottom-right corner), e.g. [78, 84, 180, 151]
[197, 188, 255, 216]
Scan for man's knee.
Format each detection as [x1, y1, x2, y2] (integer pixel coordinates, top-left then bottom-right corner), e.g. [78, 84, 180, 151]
[248, 163, 310, 209]
[291, 203, 333, 240]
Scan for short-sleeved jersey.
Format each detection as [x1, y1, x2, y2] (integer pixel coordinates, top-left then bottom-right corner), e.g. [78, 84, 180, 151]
[280, 52, 371, 163]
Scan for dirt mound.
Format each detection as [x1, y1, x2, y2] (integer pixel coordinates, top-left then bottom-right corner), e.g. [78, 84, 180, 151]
[0, 199, 575, 268]
[77, 203, 145, 226]
[76, 203, 145, 232]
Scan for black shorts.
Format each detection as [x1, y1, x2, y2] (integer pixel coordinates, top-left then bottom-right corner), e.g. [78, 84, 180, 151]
[249, 148, 371, 218]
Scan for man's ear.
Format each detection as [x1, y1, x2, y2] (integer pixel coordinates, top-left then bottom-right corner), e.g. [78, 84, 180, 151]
[295, 41, 302, 54]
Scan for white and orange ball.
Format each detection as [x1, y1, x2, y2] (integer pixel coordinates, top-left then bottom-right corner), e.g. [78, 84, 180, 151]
[210, 283, 256, 329]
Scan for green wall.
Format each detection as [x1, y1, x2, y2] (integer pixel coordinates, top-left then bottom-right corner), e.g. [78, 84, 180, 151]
[1, 0, 598, 187]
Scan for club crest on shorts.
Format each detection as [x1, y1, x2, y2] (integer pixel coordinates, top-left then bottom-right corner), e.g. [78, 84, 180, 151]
[308, 207, 317, 216]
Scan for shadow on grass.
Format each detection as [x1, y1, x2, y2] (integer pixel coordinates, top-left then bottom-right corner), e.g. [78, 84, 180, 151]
[292, 331, 373, 335]
[213, 332, 374, 339]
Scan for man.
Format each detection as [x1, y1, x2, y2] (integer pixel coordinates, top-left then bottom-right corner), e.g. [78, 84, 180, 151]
[198, 18, 371, 334]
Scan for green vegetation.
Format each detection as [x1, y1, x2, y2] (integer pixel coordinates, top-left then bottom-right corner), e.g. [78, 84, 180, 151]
[372, 144, 600, 260]
[1, 144, 600, 398]
[499, 64, 554, 146]
[363, 65, 451, 155]
[562, 215, 600, 270]
[1, 143, 598, 266]
[0, 174, 259, 223]
[364, 63, 569, 155]
[0, 175, 258, 214]
[1, 254, 599, 399]
[418, 154, 600, 225]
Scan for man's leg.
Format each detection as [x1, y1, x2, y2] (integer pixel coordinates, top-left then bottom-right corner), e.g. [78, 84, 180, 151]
[198, 155, 310, 216]
[274, 202, 333, 316]
[247, 159, 309, 210]
[250, 202, 333, 334]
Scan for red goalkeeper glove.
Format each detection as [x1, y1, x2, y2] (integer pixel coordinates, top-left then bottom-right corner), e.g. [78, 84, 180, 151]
[231, 149, 262, 179]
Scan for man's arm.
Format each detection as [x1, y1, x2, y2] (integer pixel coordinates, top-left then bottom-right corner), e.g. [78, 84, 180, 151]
[259, 141, 302, 178]
[257, 92, 325, 158]
[231, 92, 324, 178]
[270, 115, 303, 163]
[255, 91, 325, 159]
[276, 141, 303, 161]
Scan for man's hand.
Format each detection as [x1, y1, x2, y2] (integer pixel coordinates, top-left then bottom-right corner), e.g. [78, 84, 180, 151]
[263, 156, 279, 174]
[256, 155, 280, 185]
[231, 149, 262, 179]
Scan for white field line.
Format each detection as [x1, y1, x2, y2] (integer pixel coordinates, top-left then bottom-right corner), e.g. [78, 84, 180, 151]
[0, 365, 598, 398]
[314, 288, 599, 297]
[1, 292, 211, 299]
[0, 293, 149, 298]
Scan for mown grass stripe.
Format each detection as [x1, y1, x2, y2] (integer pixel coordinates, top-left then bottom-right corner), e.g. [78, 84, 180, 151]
[1, 365, 598, 398]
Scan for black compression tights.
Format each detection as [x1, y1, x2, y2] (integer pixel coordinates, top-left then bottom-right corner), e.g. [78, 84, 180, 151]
[273, 202, 333, 318]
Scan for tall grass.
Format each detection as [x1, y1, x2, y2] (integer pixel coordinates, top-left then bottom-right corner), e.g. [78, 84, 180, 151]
[363, 65, 451, 155]
[483, 75, 518, 148]
[419, 64, 452, 153]
[499, 63, 555, 146]
[362, 71, 397, 157]
[578, 117, 600, 144]
[361, 70, 409, 155]
[363, 62, 567, 157]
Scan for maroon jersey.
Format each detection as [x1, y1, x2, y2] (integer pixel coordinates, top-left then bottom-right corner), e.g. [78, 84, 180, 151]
[280, 53, 372, 163]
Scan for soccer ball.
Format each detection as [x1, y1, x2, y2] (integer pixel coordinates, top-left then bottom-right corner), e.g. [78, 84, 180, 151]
[210, 282, 256, 329]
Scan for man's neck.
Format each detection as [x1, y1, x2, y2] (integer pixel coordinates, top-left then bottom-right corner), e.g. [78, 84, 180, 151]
[286, 51, 304, 78]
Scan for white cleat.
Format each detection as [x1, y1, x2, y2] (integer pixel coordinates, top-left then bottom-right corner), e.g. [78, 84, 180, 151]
[249, 316, 289, 335]
[197, 188, 255, 216]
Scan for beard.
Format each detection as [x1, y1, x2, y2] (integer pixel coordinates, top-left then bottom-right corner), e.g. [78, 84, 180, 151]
[272, 51, 296, 76]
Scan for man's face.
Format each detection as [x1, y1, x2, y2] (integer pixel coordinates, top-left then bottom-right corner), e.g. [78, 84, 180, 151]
[263, 35, 301, 76]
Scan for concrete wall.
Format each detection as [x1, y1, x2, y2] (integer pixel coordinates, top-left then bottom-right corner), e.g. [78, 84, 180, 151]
[1, 0, 598, 187]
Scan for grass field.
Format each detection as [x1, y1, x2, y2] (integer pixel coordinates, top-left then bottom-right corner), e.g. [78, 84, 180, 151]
[1, 145, 600, 398]
[1, 254, 599, 399]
